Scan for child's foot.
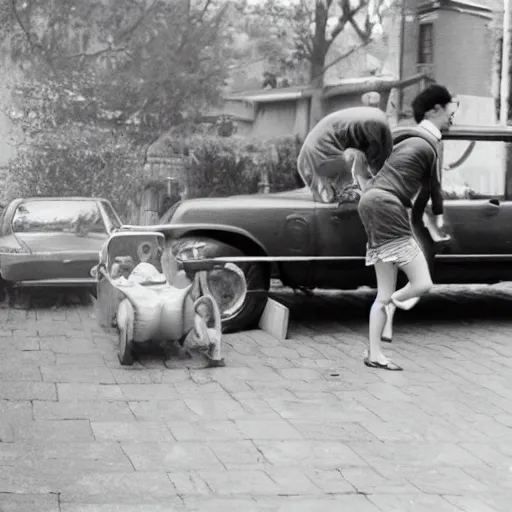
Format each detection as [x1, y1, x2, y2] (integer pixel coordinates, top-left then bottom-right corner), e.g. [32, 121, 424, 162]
[391, 295, 420, 311]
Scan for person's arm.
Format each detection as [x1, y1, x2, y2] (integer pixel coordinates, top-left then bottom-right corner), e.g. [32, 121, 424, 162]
[406, 139, 438, 225]
[429, 150, 444, 227]
[350, 151, 372, 190]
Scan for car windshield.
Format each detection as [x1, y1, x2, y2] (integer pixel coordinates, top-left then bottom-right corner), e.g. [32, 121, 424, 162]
[100, 201, 123, 231]
[12, 200, 107, 234]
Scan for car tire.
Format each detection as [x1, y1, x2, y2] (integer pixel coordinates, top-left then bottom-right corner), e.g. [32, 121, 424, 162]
[170, 236, 270, 333]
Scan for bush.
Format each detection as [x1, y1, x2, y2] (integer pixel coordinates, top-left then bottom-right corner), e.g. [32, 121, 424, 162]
[6, 126, 304, 226]
[6, 126, 145, 221]
[268, 136, 304, 193]
[167, 132, 302, 199]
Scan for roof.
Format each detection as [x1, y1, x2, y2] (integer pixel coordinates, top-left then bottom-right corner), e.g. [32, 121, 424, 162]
[224, 76, 406, 104]
[417, 0, 494, 17]
[224, 85, 313, 104]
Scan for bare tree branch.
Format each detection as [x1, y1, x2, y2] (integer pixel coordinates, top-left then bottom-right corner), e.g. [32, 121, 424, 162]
[349, 16, 371, 43]
[310, 39, 371, 82]
[197, 0, 213, 23]
[57, 46, 129, 61]
[114, 1, 157, 45]
[11, 0, 46, 56]
[328, 0, 366, 46]
[125, 0, 146, 11]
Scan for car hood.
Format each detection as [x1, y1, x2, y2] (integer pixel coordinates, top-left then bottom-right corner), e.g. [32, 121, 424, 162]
[230, 187, 312, 200]
[14, 232, 108, 254]
[167, 187, 315, 224]
[177, 187, 312, 210]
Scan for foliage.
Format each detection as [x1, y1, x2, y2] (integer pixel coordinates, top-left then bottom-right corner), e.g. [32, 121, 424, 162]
[172, 134, 302, 199]
[0, 1, 237, 216]
[6, 127, 145, 221]
[442, 186, 478, 199]
[240, 0, 394, 86]
[1, 0, 232, 139]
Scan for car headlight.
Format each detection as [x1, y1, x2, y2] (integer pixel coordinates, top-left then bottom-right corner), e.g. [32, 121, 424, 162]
[0, 247, 27, 254]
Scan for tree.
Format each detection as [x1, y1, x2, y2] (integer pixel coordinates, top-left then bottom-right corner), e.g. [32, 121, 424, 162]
[0, 0, 237, 219]
[243, 0, 393, 88]
[1, 0, 233, 141]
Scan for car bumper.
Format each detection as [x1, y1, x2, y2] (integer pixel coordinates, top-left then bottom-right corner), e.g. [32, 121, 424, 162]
[0, 252, 99, 282]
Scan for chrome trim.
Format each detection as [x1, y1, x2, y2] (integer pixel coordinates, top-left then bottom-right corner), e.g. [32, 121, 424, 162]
[14, 278, 96, 287]
[435, 254, 512, 260]
[178, 255, 366, 263]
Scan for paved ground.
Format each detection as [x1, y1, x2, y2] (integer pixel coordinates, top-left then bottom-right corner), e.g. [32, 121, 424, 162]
[2, 284, 512, 511]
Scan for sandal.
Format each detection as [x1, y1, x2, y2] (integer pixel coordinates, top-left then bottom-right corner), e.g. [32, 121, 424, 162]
[364, 356, 403, 371]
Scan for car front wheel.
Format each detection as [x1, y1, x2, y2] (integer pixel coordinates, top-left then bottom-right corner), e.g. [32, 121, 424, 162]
[168, 236, 270, 333]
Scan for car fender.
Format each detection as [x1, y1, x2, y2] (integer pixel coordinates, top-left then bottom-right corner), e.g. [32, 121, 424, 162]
[122, 222, 270, 257]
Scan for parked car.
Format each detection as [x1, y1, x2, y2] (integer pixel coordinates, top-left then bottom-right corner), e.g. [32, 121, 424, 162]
[0, 197, 123, 295]
[158, 125, 512, 333]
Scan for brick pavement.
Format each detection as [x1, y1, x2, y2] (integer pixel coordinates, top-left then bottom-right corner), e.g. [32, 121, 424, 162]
[1, 285, 512, 511]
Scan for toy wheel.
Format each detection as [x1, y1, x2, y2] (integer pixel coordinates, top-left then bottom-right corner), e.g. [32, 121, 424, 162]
[206, 357, 226, 368]
[117, 299, 134, 366]
[118, 325, 133, 366]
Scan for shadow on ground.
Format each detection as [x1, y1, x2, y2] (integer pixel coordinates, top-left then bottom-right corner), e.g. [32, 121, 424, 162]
[3, 287, 93, 309]
[271, 283, 512, 327]
[9, 283, 512, 327]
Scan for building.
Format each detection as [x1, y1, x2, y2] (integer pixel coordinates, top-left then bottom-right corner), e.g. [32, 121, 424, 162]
[399, 0, 501, 123]
[214, 0, 503, 138]
[211, 75, 431, 140]
[403, 0, 495, 96]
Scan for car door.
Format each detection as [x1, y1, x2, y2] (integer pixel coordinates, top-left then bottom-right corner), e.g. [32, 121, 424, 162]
[434, 132, 512, 283]
[312, 200, 374, 289]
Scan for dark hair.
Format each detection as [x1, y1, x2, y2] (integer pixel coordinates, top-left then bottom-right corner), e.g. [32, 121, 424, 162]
[412, 84, 453, 123]
[344, 110, 393, 173]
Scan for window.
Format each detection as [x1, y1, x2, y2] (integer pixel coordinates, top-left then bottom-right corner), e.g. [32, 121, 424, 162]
[418, 23, 434, 65]
[12, 200, 107, 234]
[441, 140, 509, 199]
[100, 201, 123, 231]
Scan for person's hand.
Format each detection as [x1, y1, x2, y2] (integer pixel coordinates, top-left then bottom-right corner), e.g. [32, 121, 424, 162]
[435, 214, 444, 229]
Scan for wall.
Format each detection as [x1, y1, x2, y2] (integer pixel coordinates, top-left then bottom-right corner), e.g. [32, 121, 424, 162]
[400, 4, 495, 114]
[401, 6, 422, 112]
[292, 99, 310, 140]
[223, 100, 255, 123]
[324, 90, 391, 116]
[235, 91, 391, 139]
[251, 100, 300, 139]
[433, 9, 494, 97]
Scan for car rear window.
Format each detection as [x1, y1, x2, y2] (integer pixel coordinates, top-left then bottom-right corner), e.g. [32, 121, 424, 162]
[12, 200, 107, 234]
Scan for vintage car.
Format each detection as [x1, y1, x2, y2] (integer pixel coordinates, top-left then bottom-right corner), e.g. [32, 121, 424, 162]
[0, 197, 123, 295]
[157, 125, 512, 333]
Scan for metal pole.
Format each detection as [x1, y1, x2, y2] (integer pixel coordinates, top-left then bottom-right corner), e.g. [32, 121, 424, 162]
[397, 0, 406, 123]
[500, 0, 510, 125]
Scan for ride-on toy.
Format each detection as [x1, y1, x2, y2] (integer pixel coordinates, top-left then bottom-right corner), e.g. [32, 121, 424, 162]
[92, 230, 237, 366]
